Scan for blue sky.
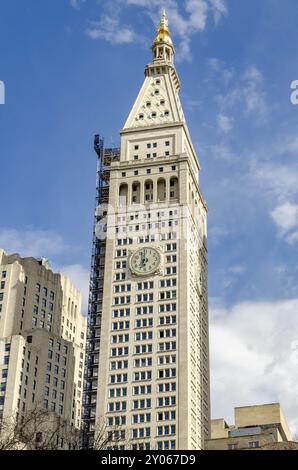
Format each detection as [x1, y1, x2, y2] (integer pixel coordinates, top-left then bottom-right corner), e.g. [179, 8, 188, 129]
[1, 0, 298, 432]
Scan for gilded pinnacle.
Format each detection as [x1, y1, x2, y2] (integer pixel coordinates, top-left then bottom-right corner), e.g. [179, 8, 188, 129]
[153, 9, 174, 49]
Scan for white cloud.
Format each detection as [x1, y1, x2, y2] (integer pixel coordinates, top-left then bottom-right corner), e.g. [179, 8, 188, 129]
[251, 160, 298, 201]
[0, 228, 67, 258]
[70, 0, 86, 10]
[270, 202, 298, 234]
[215, 265, 247, 291]
[228, 265, 247, 274]
[285, 136, 298, 153]
[208, 143, 238, 162]
[242, 66, 267, 118]
[210, 298, 298, 434]
[213, 64, 268, 122]
[59, 264, 90, 315]
[83, 0, 228, 61]
[0, 227, 90, 314]
[208, 225, 231, 245]
[286, 231, 298, 246]
[86, 15, 136, 44]
[217, 113, 234, 133]
[209, 0, 228, 24]
[208, 57, 234, 84]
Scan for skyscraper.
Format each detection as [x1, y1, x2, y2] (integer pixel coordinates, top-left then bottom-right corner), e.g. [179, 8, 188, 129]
[0, 249, 86, 448]
[85, 11, 210, 450]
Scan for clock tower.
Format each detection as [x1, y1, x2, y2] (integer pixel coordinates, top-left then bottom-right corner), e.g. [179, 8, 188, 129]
[92, 11, 210, 450]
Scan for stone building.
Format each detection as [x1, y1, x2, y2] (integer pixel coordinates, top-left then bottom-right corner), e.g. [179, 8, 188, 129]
[84, 11, 210, 450]
[0, 249, 86, 448]
[206, 403, 293, 451]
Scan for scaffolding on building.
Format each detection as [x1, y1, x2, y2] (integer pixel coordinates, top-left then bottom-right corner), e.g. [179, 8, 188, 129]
[82, 135, 120, 448]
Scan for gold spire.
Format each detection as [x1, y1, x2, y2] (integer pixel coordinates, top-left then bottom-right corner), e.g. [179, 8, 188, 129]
[153, 9, 174, 50]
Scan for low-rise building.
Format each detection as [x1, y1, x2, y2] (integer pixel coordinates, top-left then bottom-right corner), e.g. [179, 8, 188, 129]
[206, 403, 293, 451]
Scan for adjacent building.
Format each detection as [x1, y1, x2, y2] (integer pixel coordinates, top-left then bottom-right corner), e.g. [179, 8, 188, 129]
[206, 403, 294, 451]
[0, 249, 86, 448]
[84, 11, 210, 450]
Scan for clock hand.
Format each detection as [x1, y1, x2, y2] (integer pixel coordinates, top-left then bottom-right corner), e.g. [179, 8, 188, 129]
[139, 253, 145, 268]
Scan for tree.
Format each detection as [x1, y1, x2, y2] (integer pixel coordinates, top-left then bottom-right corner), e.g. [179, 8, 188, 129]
[0, 409, 128, 450]
[0, 408, 80, 450]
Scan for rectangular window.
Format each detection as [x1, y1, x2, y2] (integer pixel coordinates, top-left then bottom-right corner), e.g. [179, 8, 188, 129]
[249, 441, 259, 449]
[228, 444, 238, 450]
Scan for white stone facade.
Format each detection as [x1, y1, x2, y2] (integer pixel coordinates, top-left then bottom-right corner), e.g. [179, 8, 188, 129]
[0, 249, 86, 439]
[94, 13, 210, 450]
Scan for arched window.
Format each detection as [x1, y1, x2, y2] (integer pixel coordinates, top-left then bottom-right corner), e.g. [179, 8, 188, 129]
[157, 178, 166, 202]
[132, 182, 141, 204]
[144, 180, 154, 203]
[170, 177, 179, 201]
[119, 184, 128, 206]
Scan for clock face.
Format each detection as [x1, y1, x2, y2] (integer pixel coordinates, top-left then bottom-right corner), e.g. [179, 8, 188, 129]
[129, 247, 161, 276]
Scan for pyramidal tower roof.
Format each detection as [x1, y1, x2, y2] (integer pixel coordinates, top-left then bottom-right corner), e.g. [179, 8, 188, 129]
[123, 10, 187, 130]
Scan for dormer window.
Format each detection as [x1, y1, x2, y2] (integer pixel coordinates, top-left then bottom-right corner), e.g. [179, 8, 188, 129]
[146, 101, 151, 107]
[154, 90, 160, 96]
[139, 114, 144, 119]
[152, 112, 157, 118]
[156, 79, 161, 85]
[160, 99, 165, 105]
